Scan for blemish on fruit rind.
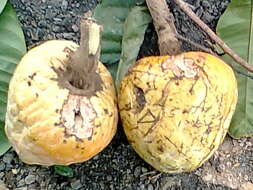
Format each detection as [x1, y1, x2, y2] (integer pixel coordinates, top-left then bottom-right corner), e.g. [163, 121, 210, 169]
[61, 94, 96, 140]
[161, 55, 199, 78]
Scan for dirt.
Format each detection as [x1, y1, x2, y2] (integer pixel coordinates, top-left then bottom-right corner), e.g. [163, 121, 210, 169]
[0, 0, 253, 190]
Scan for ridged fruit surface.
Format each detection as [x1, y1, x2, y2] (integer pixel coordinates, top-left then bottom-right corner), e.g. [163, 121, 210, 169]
[118, 52, 237, 173]
[5, 40, 118, 165]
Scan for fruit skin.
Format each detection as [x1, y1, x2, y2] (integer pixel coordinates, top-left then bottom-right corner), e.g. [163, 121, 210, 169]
[5, 40, 118, 165]
[118, 52, 237, 173]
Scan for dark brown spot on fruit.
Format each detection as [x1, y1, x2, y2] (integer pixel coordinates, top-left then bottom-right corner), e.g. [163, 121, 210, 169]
[63, 139, 67, 144]
[104, 109, 108, 114]
[134, 85, 146, 113]
[182, 109, 188, 114]
[28, 73, 36, 80]
[27, 81, 31, 86]
[157, 145, 164, 153]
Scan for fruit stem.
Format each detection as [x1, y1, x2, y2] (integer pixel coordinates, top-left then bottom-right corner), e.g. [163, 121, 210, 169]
[146, 0, 181, 55]
[66, 16, 103, 96]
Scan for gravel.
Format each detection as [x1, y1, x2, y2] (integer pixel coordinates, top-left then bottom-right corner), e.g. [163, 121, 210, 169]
[1, 0, 252, 189]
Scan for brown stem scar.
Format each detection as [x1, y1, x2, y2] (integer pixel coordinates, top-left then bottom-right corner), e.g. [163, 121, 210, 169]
[56, 16, 103, 97]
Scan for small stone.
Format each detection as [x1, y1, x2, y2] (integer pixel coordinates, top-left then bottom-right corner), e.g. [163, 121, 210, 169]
[134, 167, 142, 178]
[106, 175, 112, 181]
[141, 167, 148, 173]
[12, 169, 18, 174]
[202, 0, 210, 8]
[0, 163, 5, 171]
[147, 184, 154, 190]
[25, 174, 36, 185]
[0, 172, 4, 178]
[63, 33, 74, 40]
[71, 180, 82, 190]
[3, 153, 13, 164]
[93, 155, 99, 160]
[38, 20, 47, 28]
[17, 179, 26, 187]
[72, 25, 79, 33]
[52, 26, 61, 33]
[139, 184, 145, 190]
[61, 0, 68, 11]
[109, 184, 114, 190]
[15, 187, 28, 190]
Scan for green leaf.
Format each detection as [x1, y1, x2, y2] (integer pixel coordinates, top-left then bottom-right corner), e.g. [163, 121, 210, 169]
[0, 2, 27, 154]
[0, 121, 10, 155]
[54, 165, 74, 177]
[217, 0, 253, 138]
[93, 0, 146, 76]
[115, 5, 151, 88]
[0, 0, 7, 14]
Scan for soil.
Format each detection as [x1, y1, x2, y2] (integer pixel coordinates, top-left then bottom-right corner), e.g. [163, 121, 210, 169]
[0, 0, 253, 190]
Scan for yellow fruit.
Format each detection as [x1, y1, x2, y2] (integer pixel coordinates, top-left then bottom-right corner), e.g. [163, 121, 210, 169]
[118, 52, 237, 173]
[5, 19, 118, 165]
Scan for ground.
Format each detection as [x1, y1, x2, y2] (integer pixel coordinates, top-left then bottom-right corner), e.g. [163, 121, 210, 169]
[0, 0, 253, 189]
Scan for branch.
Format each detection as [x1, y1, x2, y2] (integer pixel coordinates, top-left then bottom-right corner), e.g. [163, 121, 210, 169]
[173, 0, 253, 73]
[146, 0, 181, 55]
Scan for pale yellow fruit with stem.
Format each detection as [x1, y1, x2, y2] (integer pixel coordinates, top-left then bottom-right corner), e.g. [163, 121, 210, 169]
[5, 17, 118, 165]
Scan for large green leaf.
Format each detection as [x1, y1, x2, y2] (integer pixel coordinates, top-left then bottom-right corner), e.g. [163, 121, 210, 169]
[217, 0, 253, 138]
[0, 0, 7, 14]
[115, 6, 151, 88]
[93, 0, 145, 78]
[0, 2, 27, 154]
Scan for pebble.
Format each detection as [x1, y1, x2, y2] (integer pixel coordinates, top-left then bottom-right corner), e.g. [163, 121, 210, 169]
[38, 20, 47, 28]
[63, 33, 74, 40]
[61, 0, 68, 11]
[15, 187, 27, 190]
[0, 172, 4, 178]
[72, 24, 79, 33]
[139, 184, 145, 190]
[106, 175, 112, 181]
[141, 167, 148, 173]
[17, 179, 26, 187]
[0, 163, 5, 171]
[71, 180, 82, 190]
[147, 184, 154, 190]
[134, 166, 142, 177]
[52, 25, 61, 33]
[24, 174, 36, 185]
[3, 153, 13, 164]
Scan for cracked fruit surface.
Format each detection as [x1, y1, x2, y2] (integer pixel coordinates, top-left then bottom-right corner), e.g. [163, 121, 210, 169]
[118, 52, 237, 173]
[5, 40, 118, 165]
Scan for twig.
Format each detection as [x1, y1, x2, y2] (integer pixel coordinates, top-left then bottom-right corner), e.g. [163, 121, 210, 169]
[173, 0, 253, 73]
[146, 0, 181, 55]
[175, 34, 215, 55]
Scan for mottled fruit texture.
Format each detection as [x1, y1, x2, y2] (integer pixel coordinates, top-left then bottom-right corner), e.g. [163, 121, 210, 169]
[119, 52, 237, 173]
[5, 40, 118, 165]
